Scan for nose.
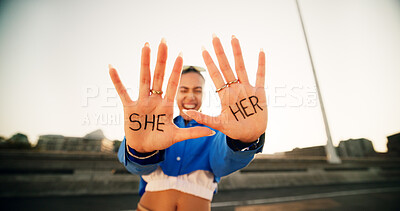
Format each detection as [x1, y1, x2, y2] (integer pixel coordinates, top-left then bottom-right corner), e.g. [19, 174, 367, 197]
[188, 92, 195, 99]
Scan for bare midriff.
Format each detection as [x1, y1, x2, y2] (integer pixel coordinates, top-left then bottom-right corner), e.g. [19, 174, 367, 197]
[139, 189, 211, 211]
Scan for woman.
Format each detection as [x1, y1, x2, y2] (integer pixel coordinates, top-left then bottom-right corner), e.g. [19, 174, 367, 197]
[109, 35, 268, 210]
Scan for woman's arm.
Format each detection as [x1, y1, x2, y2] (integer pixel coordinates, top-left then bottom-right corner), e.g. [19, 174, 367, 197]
[209, 131, 265, 178]
[117, 138, 164, 175]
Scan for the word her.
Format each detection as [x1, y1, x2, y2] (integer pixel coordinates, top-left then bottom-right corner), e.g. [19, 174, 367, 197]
[129, 113, 166, 132]
[229, 96, 263, 121]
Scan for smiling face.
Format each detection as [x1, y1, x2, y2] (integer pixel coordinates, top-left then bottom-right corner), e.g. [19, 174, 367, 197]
[176, 71, 205, 120]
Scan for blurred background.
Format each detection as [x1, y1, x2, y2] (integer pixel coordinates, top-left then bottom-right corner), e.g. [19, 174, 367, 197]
[0, 0, 399, 210]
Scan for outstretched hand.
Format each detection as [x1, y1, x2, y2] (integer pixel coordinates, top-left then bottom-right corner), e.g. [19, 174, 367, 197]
[185, 35, 268, 143]
[109, 39, 214, 153]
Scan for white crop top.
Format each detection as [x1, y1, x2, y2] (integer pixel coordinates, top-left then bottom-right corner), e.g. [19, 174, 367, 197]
[142, 167, 218, 201]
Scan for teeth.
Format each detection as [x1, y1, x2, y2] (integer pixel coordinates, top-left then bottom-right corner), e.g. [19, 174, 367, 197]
[183, 104, 196, 109]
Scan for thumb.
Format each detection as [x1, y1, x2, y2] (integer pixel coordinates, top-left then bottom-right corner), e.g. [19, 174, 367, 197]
[183, 109, 222, 130]
[173, 127, 216, 143]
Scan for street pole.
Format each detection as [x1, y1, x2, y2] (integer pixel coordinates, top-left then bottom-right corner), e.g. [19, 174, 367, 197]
[295, 0, 341, 163]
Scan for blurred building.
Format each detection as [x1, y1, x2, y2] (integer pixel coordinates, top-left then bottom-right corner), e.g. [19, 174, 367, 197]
[36, 129, 113, 153]
[284, 146, 326, 157]
[283, 138, 378, 158]
[387, 132, 400, 157]
[337, 138, 376, 157]
[113, 140, 122, 153]
[0, 133, 31, 149]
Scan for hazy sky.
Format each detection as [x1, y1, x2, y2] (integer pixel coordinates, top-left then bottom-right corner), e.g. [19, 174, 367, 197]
[0, 0, 399, 153]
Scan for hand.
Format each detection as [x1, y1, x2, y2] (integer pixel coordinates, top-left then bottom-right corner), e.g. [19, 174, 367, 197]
[184, 35, 267, 143]
[109, 39, 215, 153]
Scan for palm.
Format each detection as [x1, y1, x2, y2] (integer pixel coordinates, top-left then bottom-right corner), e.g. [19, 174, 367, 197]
[185, 35, 267, 143]
[218, 84, 267, 142]
[122, 98, 174, 152]
[109, 40, 214, 153]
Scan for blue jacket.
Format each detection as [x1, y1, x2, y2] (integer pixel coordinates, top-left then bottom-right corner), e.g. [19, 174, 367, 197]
[118, 115, 264, 195]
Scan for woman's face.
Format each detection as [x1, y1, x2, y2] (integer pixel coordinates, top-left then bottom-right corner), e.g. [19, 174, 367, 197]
[176, 72, 205, 120]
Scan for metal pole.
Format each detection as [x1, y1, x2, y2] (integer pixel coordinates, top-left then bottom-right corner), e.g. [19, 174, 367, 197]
[295, 0, 341, 163]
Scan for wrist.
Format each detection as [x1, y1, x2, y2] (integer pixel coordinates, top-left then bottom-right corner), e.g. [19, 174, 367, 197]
[122, 137, 165, 165]
[127, 146, 159, 159]
[226, 133, 265, 152]
[125, 138, 153, 153]
[133, 147, 154, 154]
[234, 135, 261, 143]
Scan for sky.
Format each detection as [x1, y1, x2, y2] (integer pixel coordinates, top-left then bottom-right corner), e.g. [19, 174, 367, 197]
[0, 0, 399, 154]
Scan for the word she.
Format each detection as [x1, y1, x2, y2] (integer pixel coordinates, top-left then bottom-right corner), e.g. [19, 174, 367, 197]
[229, 96, 263, 121]
[129, 113, 166, 132]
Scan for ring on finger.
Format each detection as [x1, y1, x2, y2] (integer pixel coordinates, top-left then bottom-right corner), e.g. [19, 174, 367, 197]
[226, 79, 239, 87]
[150, 89, 163, 95]
[215, 84, 227, 93]
[216, 79, 240, 93]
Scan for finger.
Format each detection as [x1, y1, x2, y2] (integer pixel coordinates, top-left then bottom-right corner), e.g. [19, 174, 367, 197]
[139, 43, 151, 99]
[202, 47, 225, 89]
[255, 49, 266, 88]
[165, 52, 183, 102]
[231, 35, 249, 84]
[212, 34, 236, 83]
[109, 64, 132, 104]
[173, 127, 215, 143]
[183, 110, 222, 131]
[152, 38, 167, 94]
